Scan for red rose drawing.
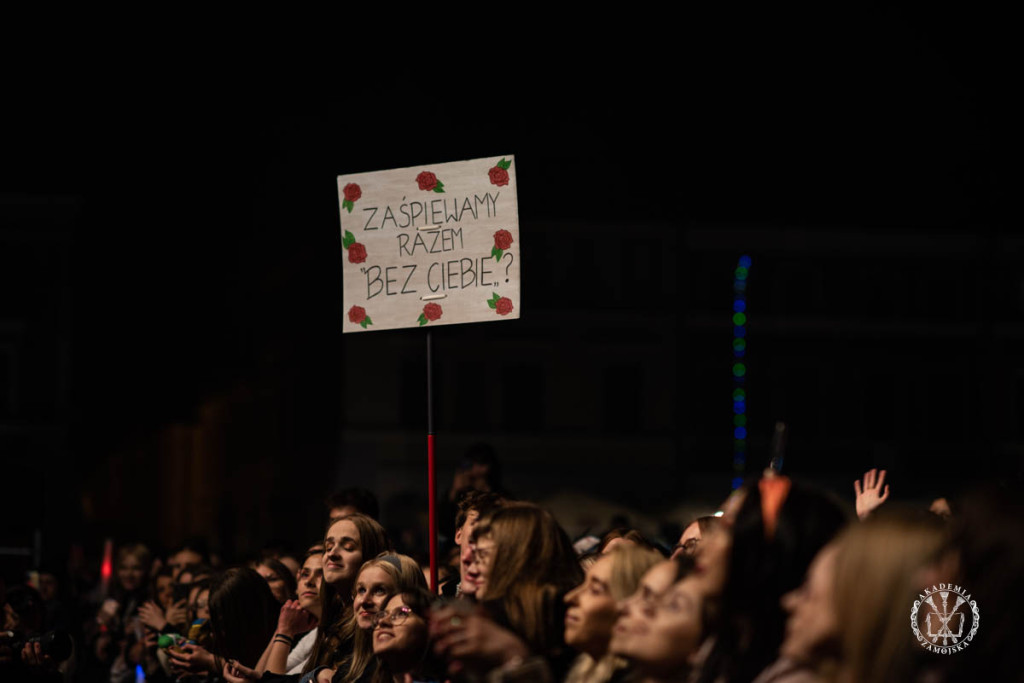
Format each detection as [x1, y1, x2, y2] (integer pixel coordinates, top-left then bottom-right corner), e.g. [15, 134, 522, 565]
[489, 166, 509, 186]
[417, 171, 438, 191]
[495, 297, 513, 316]
[494, 230, 513, 251]
[343, 183, 362, 202]
[348, 306, 366, 324]
[348, 243, 367, 264]
[423, 303, 442, 321]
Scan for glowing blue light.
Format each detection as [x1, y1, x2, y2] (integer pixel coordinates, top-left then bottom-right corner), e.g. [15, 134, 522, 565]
[733, 401, 745, 414]
[733, 349, 745, 359]
[734, 426, 747, 439]
[732, 476, 744, 490]
[739, 255, 752, 269]
[734, 326, 746, 338]
[733, 299, 746, 313]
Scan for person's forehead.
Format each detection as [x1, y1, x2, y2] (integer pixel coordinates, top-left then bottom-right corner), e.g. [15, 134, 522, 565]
[358, 566, 392, 583]
[327, 519, 358, 540]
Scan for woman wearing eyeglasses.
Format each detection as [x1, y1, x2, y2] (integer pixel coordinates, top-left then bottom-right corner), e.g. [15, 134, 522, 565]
[430, 503, 583, 681]
[371, 588, 443, 683]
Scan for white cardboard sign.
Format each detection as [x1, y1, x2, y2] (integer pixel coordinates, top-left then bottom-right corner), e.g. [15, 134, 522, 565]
[338, 156, 520, 333]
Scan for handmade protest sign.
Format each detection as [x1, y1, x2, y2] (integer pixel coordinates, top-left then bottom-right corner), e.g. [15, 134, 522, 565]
[338, 156, 520, 333]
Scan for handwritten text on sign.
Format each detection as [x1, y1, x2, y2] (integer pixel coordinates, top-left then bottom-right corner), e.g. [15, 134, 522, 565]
[338, 156, 520, 333]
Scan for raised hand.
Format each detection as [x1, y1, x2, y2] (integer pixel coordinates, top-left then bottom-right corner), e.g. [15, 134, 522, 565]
[430, 604, 529, 675]
[168, 642, 216, 674]
[138, 600, 168, 632]
[276, 599, 318, 637]
[854, 468, 890, 519]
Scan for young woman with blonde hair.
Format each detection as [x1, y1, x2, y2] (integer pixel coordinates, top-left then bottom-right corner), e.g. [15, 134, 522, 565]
[563, 544, 664, 683]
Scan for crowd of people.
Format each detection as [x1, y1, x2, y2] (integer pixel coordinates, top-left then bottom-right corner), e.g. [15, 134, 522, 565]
[2, 459, 1020, 683]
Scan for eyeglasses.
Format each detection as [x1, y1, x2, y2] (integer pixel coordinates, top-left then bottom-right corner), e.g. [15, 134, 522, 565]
[671, 538, 700, 556]
[372, 606, 414, 628]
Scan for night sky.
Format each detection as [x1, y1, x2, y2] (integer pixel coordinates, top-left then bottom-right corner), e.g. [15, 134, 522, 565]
[2, 7, 1018, 561]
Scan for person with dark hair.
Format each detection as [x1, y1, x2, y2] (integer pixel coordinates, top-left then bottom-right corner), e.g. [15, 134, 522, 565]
[167, 541, 210, 580]
[169, 567, 278, 675]
[138, 566, 189, 636]
[438, 443, 505, 541]
[692, 475, 849, 683]
[939, 481, 1024, 683]
[254, 558, 298, 604]
[2, 584, 67, 682]
[671, 515, 723, 559]
[327, 488, 381, 522]
[441, 489, 507, 598]
[370, 588, 443, 683]
[431, 504, 582, 680]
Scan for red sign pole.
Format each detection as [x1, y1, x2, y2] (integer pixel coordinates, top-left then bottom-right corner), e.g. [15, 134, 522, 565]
[426, 331, 438, 592]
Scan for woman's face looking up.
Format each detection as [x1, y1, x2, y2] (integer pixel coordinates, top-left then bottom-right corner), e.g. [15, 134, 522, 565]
[612, 575, 704, 676]
[353, 565, 396, 629]
[564, 554, 618, 658]
[323, 519, 363, 590]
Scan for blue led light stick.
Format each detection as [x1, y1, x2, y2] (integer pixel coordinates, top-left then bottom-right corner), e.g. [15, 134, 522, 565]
[731, 255, 751, 489]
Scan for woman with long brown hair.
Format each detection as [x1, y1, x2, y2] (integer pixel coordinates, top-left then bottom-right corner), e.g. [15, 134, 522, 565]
[303, 513, 391, 674]
[431, 503, 583, 679]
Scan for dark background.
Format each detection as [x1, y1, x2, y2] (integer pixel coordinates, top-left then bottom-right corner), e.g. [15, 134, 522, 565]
[2, 6, 1020, 575]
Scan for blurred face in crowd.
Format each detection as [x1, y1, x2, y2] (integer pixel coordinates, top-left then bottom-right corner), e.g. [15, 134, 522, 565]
[468, 533, 496, 599]
[190, 586, 210, 621]
[564, 554, 618, 658]
[256, 562, 290, 603]
[353, 565, 396, 629]
[693, 523, 732, 597]
[323, 519, 364, 589]
[38, 573, 58, 602]
[297, 555, 324, 617]
[612, 573, 704, 676]
[609, 560, 679, 655]
[455, 509, 481, 595]
[279, 555, 300, 578]
[117, 554, 146, 592]
[373, 594, 427, 667]
[156, 575, 174, 609]
[614, 573, 704, 675]
[672, 521, 702, 560]
[781, 543, 839, 664]
[168, 549, 202, 580]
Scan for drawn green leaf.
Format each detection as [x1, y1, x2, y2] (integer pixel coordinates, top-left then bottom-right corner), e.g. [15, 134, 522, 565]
[498, 158, 511, 170]
[487, 299, 497, 309]
[434, 181, 445, 193]
[492, 246, 502, 261]
[418, 314, 427, 326]
[343, 230, 355, 249]
[365, 316, 373, 325]
[491, 292, 501, 302]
